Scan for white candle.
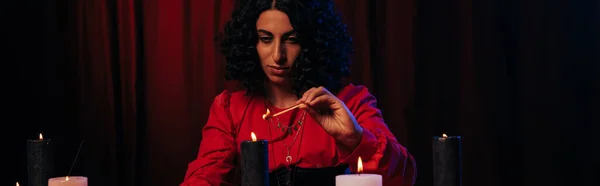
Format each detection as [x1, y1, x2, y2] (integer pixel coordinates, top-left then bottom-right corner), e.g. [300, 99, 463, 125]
[336, 174, 382, 186]
[48, 176, 88, 186]
[336, 157, 382, 186]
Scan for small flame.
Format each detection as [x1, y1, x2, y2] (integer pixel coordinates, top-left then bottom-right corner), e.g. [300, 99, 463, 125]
[357, 156, 363, 173]
[39, 133, 43, 140]
[251, 132, 257, 141]
[262, 109, 271, 120]
[16, 182, 20, 186]
[442, 133, 448, 138]
[65, 176, 69, 181]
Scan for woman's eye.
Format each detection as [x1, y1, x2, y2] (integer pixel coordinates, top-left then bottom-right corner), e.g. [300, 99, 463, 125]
[259, 37, 272, 43]
[286, 37, 299, 43]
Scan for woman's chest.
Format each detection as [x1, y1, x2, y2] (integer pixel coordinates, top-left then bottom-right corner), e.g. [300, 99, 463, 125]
[235, 106, 339, 167]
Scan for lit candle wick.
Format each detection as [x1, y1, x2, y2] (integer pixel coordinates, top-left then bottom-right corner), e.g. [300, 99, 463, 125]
[251, 132, 257, 142]
[39, 133, 43, 140]
[357, 156, 363, 176]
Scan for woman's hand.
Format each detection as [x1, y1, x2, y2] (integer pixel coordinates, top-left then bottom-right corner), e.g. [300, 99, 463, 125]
[296, 86, 363, 152]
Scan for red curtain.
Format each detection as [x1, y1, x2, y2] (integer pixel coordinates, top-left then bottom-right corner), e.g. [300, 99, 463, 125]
[7, 0, 598, 186]
[69, 0, 239, 185]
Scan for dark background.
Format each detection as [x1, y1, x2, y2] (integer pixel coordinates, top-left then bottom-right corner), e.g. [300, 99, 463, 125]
[5, 0, 599, 186]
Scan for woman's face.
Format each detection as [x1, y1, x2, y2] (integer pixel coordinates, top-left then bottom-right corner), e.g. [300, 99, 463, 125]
[256, 9, 302, 86]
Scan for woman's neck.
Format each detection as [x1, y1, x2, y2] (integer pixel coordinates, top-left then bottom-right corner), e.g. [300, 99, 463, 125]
[265, 82, 298, 108]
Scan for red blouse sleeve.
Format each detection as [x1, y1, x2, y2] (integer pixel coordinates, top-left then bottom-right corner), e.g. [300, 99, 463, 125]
[336, 85, 417, 186]
[180, 91, 238, 186]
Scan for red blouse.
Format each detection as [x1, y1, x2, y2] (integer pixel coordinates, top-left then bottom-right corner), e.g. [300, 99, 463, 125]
[181, 84, 417, 186]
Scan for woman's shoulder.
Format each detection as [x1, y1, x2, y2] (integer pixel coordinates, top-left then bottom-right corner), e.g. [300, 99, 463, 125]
[336, 83, 375, 102]
[336, 83, 380, 113]
[212, 89, 253, 109]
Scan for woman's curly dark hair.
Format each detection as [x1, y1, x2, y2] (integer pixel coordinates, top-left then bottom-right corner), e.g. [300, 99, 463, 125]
[221, 0, 353, 97]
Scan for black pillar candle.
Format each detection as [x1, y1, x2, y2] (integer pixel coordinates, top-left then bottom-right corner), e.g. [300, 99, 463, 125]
[432, 134, 462, 186]
[27, 133, 53, 186]
[240, 132, 269, 186]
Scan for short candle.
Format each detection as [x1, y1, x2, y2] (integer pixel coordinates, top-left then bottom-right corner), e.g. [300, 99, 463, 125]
[335, 157, 382, 186]
[48, 176, 88, 186]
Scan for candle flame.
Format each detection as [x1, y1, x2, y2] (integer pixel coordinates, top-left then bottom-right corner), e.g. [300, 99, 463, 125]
[39, 133, 43, 140]
[357, 156, 363, 173]
[16, 182, 19, 186]
[442, 133, 448, 138]
[251, 132, 257, 141]
[65, 176, 69, 181]
[262, 109, 271, 120]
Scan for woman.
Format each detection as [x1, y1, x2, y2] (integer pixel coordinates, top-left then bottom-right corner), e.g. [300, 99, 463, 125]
[181, 0, 416, 185]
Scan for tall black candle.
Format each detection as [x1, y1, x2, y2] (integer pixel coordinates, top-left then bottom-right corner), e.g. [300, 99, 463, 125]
[432, 134, 462, 186]
[27, 133, 53, 186]
[240, 132, 269, 186]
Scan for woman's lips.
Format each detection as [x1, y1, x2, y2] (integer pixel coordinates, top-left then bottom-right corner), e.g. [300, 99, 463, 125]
[268, 66, 290, 75]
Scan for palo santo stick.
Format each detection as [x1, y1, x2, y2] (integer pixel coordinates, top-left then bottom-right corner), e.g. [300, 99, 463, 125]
[262, 104, 303, 120]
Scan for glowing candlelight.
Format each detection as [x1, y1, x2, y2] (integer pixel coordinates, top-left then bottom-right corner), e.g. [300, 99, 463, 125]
[357, 156, 363, 174]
